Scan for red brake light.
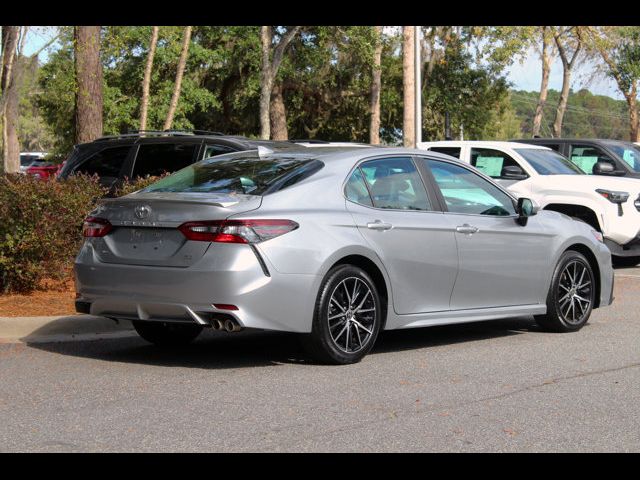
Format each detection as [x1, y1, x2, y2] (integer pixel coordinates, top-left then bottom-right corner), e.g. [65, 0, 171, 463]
[178, 219, 298, 244]
[82, 217, 113, 238]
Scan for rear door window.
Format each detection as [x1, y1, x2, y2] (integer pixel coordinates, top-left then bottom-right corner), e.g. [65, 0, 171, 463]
[74, 146, 131, 178]
[345, 168, 373, 207]
[132, 143, 199, 178]
[470, 148, 525, 180]
[359, 157, 431, 210]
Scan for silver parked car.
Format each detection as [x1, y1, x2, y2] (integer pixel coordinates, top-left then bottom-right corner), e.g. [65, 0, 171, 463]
[75, 147, 614, 364]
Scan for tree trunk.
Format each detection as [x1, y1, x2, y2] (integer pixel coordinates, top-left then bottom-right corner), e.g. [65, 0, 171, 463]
[259, 26, 300, 140]
[259, 26, 273, 140]
[626, 86, 639, 142]
[140, 26, 159, 131]
[369, 26, 383, 145]
[163, 26, 192, 131]
[2, 58, 20, 173]
[532, 27, 552, 137]
[270, 82, 288, 140]
[74, 26, 103, 144]
[1, 26, 19, 111]
[403, 26, 415, 147]
[552, 70, 571, 138]
[552, 30, 581, 138]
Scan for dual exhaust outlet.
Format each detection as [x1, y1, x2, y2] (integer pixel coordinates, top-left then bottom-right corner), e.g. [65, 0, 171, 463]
[211, 317, 242, 333]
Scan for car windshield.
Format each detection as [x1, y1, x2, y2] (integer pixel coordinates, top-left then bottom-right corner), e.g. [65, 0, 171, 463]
[603, 142, 640, 172]
[514, 148, 584, 175]
[142, 153, 318, 195]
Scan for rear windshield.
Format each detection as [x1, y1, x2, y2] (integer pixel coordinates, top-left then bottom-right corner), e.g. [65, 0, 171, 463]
[514, 148, 584, 175]
[142, 153, 321, 195]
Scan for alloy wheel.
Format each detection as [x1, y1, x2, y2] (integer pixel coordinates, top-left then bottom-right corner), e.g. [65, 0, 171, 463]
[557, 260, 593, 325]
[327, 277, 377, 354]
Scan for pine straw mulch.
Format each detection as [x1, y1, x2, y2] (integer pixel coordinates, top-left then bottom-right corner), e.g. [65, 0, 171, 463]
[0, 274, 77, 317]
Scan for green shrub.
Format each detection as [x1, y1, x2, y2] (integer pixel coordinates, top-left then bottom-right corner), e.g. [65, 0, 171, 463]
[0, 174, 106, 293]
[113, 174, 168, 197]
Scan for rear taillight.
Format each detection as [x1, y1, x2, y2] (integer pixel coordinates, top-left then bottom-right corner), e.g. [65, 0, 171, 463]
[82, 217, 113, 238]
[178, 219, 298, 244]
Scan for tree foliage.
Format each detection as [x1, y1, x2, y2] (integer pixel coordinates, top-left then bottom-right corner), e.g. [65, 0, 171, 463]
[21, 25, 640, 157]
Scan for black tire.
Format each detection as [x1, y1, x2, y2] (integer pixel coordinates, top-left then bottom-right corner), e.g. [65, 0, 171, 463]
[535, 250, 595, 332]
[132, 320, 203, 346]
[612, 256, 640, 268]
[301, 265, 383, 365]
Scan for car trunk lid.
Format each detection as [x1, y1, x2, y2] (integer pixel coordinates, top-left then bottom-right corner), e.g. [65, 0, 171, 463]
[90, 192, 261, 267]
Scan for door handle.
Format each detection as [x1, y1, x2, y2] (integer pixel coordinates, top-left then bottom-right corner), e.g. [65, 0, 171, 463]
[367, 220, 393, 231]
[456, 224, 479, 234]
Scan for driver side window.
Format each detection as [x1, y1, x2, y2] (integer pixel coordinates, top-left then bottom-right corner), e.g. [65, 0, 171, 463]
[470, 147, 526, 180]
[426, 159, 516, 216]
[569, 144, 615, 174]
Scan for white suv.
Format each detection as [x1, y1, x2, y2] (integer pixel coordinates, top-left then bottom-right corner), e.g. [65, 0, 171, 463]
[418, 141, 640, 266]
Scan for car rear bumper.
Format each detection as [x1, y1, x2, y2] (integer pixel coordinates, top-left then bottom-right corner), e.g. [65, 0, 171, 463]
[74, 241, 320, 333]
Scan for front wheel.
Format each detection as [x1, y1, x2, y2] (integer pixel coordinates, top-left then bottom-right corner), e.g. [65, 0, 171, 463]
[535, 250, 595, 332]
[302, 265, 383, 365]
[132, 320, 203, 346]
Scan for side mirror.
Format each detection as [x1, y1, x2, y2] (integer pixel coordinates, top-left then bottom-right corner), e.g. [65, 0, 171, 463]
[502, 165, 528, 180]
[516, 197, 538, 226]
[592, 161, 616, 175]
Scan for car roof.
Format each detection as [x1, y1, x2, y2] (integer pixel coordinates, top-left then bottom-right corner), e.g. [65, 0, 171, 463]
[76, 132, 299, 150]
[418, 140, 551, 150]
[514, 138, 638, 146]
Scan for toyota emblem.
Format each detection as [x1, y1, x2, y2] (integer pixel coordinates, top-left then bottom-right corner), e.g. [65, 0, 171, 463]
[134, 204, 151, 219]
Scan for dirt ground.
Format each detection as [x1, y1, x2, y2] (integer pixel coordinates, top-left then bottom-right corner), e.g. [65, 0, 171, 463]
[0, 276, 76, 317]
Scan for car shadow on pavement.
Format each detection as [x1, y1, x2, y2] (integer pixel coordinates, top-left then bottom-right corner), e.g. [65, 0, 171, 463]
[27, 316, 539, 369]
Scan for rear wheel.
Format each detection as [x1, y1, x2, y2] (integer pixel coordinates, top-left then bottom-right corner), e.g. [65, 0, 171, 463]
[302, 265, 382, 365]
[132, 320, 203, 346]
[535, 250, 595, 332]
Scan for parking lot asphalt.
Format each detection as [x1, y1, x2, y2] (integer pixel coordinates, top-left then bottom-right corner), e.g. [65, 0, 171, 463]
[1, 265, 639, 452]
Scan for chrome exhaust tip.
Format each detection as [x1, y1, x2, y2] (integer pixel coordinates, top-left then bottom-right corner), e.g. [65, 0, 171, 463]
[224, 318, 242, 333]
[212, 318, 224, 330]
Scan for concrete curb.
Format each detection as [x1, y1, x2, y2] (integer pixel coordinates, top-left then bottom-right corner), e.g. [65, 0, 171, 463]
[0, 315, 136, 344]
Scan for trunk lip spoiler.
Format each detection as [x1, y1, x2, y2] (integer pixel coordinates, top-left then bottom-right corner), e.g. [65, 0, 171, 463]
[97, 193, 261, 209]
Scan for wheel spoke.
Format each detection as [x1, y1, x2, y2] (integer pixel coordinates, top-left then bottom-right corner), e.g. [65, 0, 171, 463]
[334, 322, 348, 342]
[351, 279, 360, 307]
[354, 323, 363, 349]
[574, 294, 591, 304]
[328, 312, 346, 321]
[355, 307, 375, 314]
[343, 281, 352, 305]
[576, 265, 586, 287]
[345, 322, 350, 351]
[354, 290, 371, 311]
[352, 319, 373, 335]
[330, 296, 346, 313]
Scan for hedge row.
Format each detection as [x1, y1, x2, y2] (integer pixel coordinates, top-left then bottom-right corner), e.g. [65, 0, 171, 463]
[0, 174, 160, 293]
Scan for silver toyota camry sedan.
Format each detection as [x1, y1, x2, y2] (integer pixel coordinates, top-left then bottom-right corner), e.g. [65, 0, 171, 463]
[75, 146, 614, 364]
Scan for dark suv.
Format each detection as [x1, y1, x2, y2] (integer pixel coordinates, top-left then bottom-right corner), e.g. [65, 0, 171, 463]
[513, 138, 640, 179]
[57, 130, 298, 190]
